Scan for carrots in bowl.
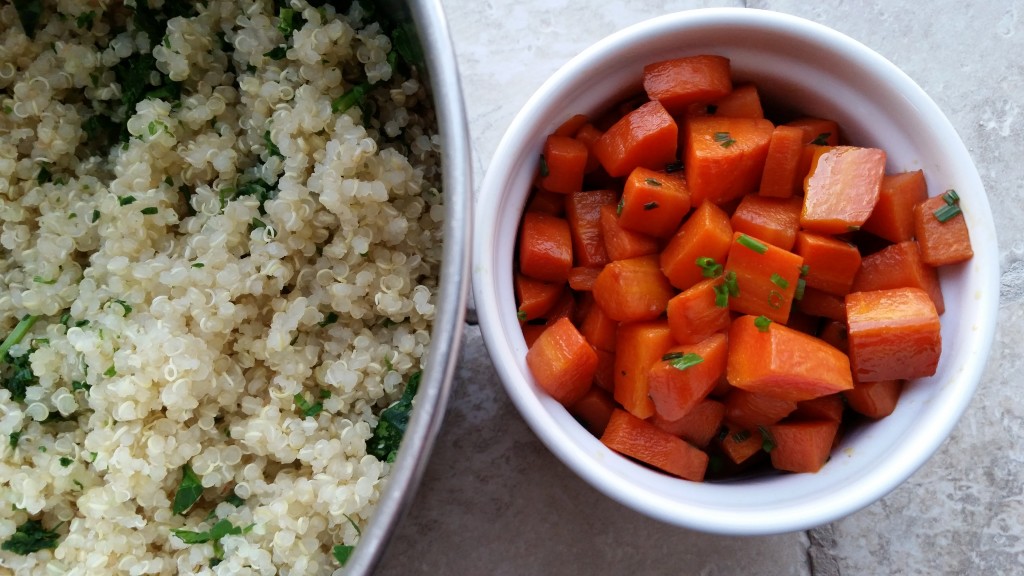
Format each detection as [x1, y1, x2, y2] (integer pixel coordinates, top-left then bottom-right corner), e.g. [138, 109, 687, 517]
[517, 54, 973, 481]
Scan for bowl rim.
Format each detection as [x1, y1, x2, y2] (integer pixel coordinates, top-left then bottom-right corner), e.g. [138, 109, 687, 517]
[472, 7, 999, 535]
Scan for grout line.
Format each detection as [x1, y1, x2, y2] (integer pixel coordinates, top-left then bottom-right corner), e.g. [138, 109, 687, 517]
[806, 526, 842, 576]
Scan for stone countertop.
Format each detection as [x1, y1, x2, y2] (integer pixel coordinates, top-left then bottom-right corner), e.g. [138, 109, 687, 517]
[378, 2, 1024, 574]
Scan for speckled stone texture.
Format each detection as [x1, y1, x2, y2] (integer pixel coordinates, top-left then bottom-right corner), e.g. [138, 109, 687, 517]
[377, 1, 1024, 574]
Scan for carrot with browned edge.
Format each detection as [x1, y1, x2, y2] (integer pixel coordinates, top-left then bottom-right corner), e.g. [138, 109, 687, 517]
[601, 408, 709, 481]
[526, 317, 597, 407]
[592, 100, 679, 178]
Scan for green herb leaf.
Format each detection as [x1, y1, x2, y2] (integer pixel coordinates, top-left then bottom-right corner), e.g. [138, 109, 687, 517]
[538, 154, 549, 178]
[32, 276, 56, 285]
[36, 163, 52, 185]
[769, 273, 789, 289]
[91, 209, 101, 223]
[262, 131, 282, 159]
[759, 426, 776, 453]
[0, 315, 39, 359]
[333, 544, 355, 565]
[277, 7, 304, 38]
[10, 430, 22, 448]
[103, 365, 116, 377]
[294, 393, 323, 418]
[810, 132, 831, 146]
[331, 83, 371, 115]
[643, 201, 659, 210]
[516, 310, 527, 322]
[724, 271, 739, 297]
[695, 256, 723, 279]
[191, 263, 205, 269]
[1, 519, 61, 555]
[768, 289, 784, 309]
[794, 278, 806, 301]
[141, 207, 158, 215]
[264, 45, 288, 60]
[71, 380, 90, 392]
[645, 178, 662, 187]
[318, 312, 339, 327]
[110, 299, 132, 316]
[118, 195, 137, 206]
[665, 160, 684, 173]
[737, 234, 768, 254]
[172, 465, 203, 515]
[713, 131, 736, 148]
[616, 196, 624, 216]
[942, 189, 960, 205]
[76, 11, 96, 29]
[13, 0, 43, 40]
[754, 315, 772, 332]
[668, 352, 703, 371]
[59, 456, 73, 467]
[367, 371, 421, 463]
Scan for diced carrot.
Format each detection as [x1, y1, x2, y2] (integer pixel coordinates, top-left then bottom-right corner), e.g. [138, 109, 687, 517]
[727, 314, 854, 402]
[786, 308, 820, 335]
[784, 117, 841, 146]
[599, 204, 660, 261]
[568, 266, 602, 291]
[569, 386, 617, 436]
[758, 125, 806, 198]
[574, 123, 605, 174]
[521, 323, 546, 348]
[652, 398, 726, 449]
[514, 272, 564, 321]
[850, 240, 944, 314]
[648, 333, 729, 421]
[861, 170, 928, 243]
[592, 255, 675, 323]
[553, 113, 590, 138]
[592, 100, 679, 178]
[843, 379, 902, 419]
[593, 348, 615, 392]
[540, 135, 588, 194]
[766, 419, 839, 473]
[723, 232, 804, 323]
[660, 200, 733, 291]
[793, 231, 861, 296]
[666, 277, 731, 345]
[795, 144, 826, 187]
[601, 408, 709, 481]
[707, 83, 764, 119]
[845, 287, 941, 382]
[526, 317, 598, 406]
[543, 289, 577, 324]
[579, 300, 618, 352]
[617, 167, 691, 238]
[718, 425, 765, 465]
[796, 287, 847, 322]
[684, 116, 775, 206]
[613, 320, 675, 419]
[914, 194, 974, 266]
[801, 146, 887, 234]
[642, 54, 732, 115]
[792, 393, 845, 422]
[817, 320, 849, 353]
[730, 194, 803, 251]
[526, 189, 566, 216]
[519, 211, 573, 283]
[723, 387, 797, 430]
[566, 190, 617, 268]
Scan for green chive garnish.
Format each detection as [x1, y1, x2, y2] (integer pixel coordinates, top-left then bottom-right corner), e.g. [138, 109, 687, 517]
[737, 234, 768, 254]
[754, 315, 772, 332]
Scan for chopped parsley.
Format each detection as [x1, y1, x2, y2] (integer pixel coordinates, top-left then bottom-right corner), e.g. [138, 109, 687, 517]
[118, 195, 137, 206]
[318, 312, 339, 327]
[1, 519, 61, 555]
[172, 464, 203, 515]
[333, 544, 355, 565]
[172, 518, 253, 563]
[713, 131, 736, 148]
[367, 371, 421, 463]
[13, 0, 43, 40]
[331, 83, 371, 114]
[141, 207, 159, 215]
[810, 132, 831, 146]
[264, 45, 288, 60]
[294, 393, 323, 418]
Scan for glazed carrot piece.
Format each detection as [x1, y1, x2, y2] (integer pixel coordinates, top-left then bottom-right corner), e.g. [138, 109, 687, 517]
[526, 189, 566, 216]
[666, 277, 731, 345]
[579, 299, 618, 352]
[574, 123, 605, 174]
[568, 266, 602, 291]
[730, 194, 803, 251]
[617, 167, 691, 238]
[599, 205, 660, 261]
[784, 117, 841, 146]
[914, 193, 974, 266]
[613, 320, 675, 419]
[514, 272, 564, 321]
[793, 231, 861, 296]
[648, 333, 729, 421]
[652, 398, 726, 449]
[593, 348, 615, 392]
[851, 240, 944, 314]
[521, 324, 546, 348]
[861, 170, 928, 243]
[543, 289, 576, 325]
[758, 125, 806, 198]
[592, 100, 679, 178]
[707, 83, 764, 119]
[600, 408, 709, 481]
[642, 54, 732, 115]
[660, 200, 733, 291]
[723, 388, 797, 430]
[684, 116, 774, 206]
[526, 316, 598, 406]
[801, 146, 887, 234]
[519, 211, 573, 283]
[796, 287, 847, 322]
[766, 419, 839, 473]
[795, 144, 827, 188]
[844, 379, 902, 419]
[792, 393, 845, 422]
[845, 287, 941, 382]
[727, 314, 854, 402]
[569, 386, 617, 436]
[541, 134, 588, 194]
[566, 189, 617, 268]
[718, 425, 765, 465]
[723, 232, 804, 323]
[553, 113, 590, 138]
[817, 320, 849, 353]
[592, 255, 675, 323]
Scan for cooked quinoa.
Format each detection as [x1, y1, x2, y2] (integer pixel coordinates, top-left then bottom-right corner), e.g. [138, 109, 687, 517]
[0, 1, 442, 573]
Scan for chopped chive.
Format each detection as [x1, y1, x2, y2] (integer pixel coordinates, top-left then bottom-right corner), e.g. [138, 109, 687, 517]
[770, 273, 789, 289]
[723, 271, 739, 297]
[118, 195, 136, 206]
[754, 315, 772, 332]
[794, 278, 806, 301]
[319, 311, 339, 327]
[662, 352, 683, 361]
[942, 189, 960, 205]
[645, 178, 662, 187]
[59, 456, 73, 467]
[643, 201, 659, 210]
[768, 290, 784, 309]
[294, 393, 323, 418]
[799, 264, 810, 278]
[759, 426, 776, 453]
[0, 315, 39, 359]
[731, 430, 751, 442]
[695, 256, 723, 278]
[103, 365, 116, 377]
[616, 197, 624, 216]
[140, 207, 158, 215]
[810, 132, 831, 146]
[331, 83, 370, 114]
[33, 276, 56, 285]
[668, 352, 704, 371]
[516, 310, 527, 321]
[538, 155, 549, 178]
[737, 234, 768, 254]
[191, 262, 204, 268]
[713, 284, 730, 307]
[665, 161, 683, 173]
[91, 209, 100, 222]
[713, 131, 736, 148]
[933, 204, 962, 222]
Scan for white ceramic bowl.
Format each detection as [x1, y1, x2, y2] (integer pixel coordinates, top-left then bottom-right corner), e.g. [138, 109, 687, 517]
[473, 8, 999, 535]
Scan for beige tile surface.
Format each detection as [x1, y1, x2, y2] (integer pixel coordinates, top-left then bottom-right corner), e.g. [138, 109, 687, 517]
[378, 1, 1024, 573]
